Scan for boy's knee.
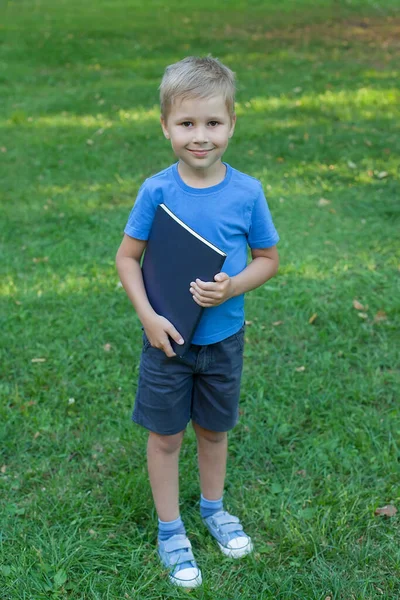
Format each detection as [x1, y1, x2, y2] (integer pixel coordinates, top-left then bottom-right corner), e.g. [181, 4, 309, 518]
[193, 423, 227, 444]
[149, 430, 185, 454]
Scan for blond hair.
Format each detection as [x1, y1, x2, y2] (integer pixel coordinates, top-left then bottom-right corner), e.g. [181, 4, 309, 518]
[159, 56, 236, 119]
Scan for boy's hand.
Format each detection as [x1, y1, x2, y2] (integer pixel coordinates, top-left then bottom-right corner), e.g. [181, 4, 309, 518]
[190, 272, 233, 308]
[143, 314, 184, 357]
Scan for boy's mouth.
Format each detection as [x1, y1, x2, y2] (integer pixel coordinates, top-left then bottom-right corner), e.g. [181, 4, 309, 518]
[186, 149, 213, 158]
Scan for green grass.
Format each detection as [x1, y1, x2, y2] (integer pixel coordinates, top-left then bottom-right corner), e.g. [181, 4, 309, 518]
[1, 0, 399, 598]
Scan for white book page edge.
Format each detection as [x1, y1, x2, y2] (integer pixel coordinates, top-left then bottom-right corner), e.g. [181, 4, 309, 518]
[160, 204, 226, 256]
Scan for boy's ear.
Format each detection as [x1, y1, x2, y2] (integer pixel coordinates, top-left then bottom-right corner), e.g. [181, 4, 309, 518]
[160, 116, 170, 139]
[229, 113, 237, 138]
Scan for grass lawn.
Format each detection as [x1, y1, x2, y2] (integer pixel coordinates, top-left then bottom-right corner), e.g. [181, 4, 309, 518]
[1, 0, 399, 598]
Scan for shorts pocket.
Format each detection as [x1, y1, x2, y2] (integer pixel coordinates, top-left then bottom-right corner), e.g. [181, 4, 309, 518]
[142, 333, 151, 352]
[233, 325, 245, 352]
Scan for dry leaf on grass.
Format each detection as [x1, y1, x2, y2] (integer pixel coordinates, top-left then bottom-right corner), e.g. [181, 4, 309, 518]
[31, 358, 46, 363]
[353, 299, 366, 311]
[295, 366, 305, 372]
[374, 311, 387, 323]
[374, 505, 397, 517]
[272, 320, 284, 326]
[296, 469, 307, 477]
[103, 343, 112, 351]
[309, 313, 318, 324]
[317, 198, 330, 207]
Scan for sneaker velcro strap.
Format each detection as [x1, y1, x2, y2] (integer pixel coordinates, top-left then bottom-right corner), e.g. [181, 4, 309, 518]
[168, 549, 195, 566]
[164, 537, 192, 553]
[220, 523, 244, 534]
[211, 512, 240, 527]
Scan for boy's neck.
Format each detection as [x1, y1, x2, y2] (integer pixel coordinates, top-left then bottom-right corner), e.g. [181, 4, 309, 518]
[177, 160, 226, 189]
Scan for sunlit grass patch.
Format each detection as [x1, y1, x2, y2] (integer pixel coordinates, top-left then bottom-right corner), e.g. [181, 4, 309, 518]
[4, 106, 160, 129]
[240, 87, 400, 119]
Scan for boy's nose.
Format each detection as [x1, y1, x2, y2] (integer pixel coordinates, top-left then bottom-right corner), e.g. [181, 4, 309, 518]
[192, 127, 208, 143]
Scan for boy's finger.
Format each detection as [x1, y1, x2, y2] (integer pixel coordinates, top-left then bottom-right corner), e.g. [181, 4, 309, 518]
[165, 324, 184, 345]
[214, 272, 229, 282]
[192, 295, 213, 308]
[190, 284, 217, 297]
[163, 343, 176, 358]
[158, 334, 177, 357]
[193, 279, 218, 291]
[192, 288, 220, 300]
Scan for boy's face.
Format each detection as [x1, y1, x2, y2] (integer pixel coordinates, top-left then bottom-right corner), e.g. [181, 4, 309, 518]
[161, 95, 236, 176]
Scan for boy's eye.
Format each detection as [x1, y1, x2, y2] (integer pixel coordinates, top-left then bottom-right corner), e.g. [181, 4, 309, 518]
[181, 121, 193, 127]
[208, 121, 219, 127]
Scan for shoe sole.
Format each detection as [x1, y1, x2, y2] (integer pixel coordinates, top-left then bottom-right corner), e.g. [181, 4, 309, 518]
[169, 573, 202, 588]
[217, 538, 254, 559]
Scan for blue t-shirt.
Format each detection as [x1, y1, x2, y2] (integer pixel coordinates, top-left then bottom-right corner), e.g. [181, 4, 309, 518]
[124, 162, 279, 345]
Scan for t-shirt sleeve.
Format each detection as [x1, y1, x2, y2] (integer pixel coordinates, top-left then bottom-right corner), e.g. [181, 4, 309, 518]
[247, 185, 280, 248]
[124, 181, 158, 240]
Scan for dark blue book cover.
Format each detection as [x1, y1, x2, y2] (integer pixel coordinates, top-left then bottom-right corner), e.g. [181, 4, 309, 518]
[142, 204, 227, 357]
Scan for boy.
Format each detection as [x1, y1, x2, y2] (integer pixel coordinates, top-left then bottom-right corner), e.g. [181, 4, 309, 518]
[116, 56, 279, 588]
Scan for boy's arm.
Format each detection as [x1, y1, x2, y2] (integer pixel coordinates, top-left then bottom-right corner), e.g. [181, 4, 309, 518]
[116, 234, 184, 357]
[231, 246, 279, 297]
[190, 246, 279, 307]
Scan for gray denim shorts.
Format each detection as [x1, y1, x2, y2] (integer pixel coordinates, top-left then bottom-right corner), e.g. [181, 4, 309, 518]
[132, 325, 245, 435]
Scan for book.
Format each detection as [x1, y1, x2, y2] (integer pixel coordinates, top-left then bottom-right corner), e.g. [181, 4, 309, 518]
[142, 203, 227, 357]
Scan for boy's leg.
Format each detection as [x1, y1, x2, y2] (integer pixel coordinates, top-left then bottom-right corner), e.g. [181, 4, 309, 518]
[135, 341, 203, 586]
[147, 429, 202, 587]
[193, 421, 252, 558]
[147, 430, 184, 521]
[193, 422, 227, 500]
